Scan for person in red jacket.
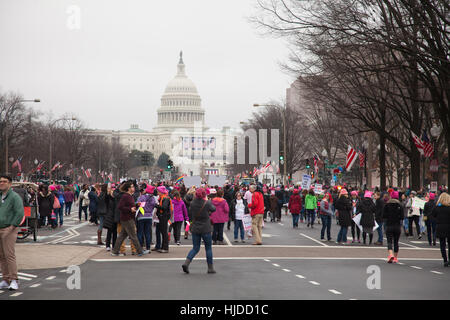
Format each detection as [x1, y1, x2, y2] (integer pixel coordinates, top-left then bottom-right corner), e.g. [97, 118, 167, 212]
[248, 185, 264, 245]
[288, 189, 302, 228]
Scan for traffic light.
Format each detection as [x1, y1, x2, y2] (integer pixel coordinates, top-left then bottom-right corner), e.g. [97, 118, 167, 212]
[141, 154, 149, 166]
[306, 159, 310, 169]
[167, 159, 174, 170]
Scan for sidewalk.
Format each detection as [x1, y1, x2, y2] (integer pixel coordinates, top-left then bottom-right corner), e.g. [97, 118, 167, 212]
[16, 244, 103, 270]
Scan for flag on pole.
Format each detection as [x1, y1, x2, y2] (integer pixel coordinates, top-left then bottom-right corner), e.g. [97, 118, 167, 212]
[359, 150, 365, 168]
[175, 175, 186, 183]
[421, 131, 434, 158]
[11, 157, 22, 172]
[50, 162, 60, 172]
[36, 161, 45, 172]
[108, 173, 113, 181]
[85, 169, 92, 178]
[411, 131, 425, 156]
[346, 146, 357, 171]
[313, 156, 319, 174]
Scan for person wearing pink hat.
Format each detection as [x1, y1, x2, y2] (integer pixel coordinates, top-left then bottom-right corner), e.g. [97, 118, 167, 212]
[357, 191, 376, 245]
[136, 185, 157, 251]
[423, 192, 437, 246]
[155, 185, 172, 253]
[288, 189, 302, 228]
[335, 189, 352, 244]
[349, 190, 361, 243]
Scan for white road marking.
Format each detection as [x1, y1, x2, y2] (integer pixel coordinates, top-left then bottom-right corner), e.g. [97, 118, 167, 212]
[91, 257, 444, 262]
[272, 263, 280, 267]
[263, 259, 270, 262]
[282, 269, 291, 272]
[0, 290, 3, 294]
[397, 262, 404, 265]
[30, 283, 41, 288]
[329, 289, 342, 295]
[223, 232, 232, 246]
[309, 281, 320, 285]
[431, 271, 443, 275]
[300, 233, 329, 247]
[18, 272, 37, 278]
[10, 292, 23, 297]
[410, 266, 422, 270]
[46, 276, 56, 280]
[60, 269, 68, 273]
[18, 276, 32, 281]
[295, 275, 305, 279]
[278, 223, 284, 226]
[349, 298, 358, 300]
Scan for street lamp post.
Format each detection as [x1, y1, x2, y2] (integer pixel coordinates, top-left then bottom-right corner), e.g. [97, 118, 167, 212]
[253, 103, 287, 186]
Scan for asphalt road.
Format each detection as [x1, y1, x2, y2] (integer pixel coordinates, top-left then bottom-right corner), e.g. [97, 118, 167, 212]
[8, 205, 448, 300]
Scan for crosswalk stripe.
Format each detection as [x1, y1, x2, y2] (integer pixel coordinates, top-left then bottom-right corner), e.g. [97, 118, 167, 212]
[18, 276, 32, 281]
[329, 289, 342, 295]
[309, 281, 320, 285]
[272, 263, 280, 267]
[46, 276, 56, 280]
[30, 283, 41, 288]
[295, 275, 305, 279]
[18, 272, 37, 278]
[282, 269, 291, 272]
[431, 271, 443, 275]
[10, 292, 23, 297]
[411, 266, 422, 270]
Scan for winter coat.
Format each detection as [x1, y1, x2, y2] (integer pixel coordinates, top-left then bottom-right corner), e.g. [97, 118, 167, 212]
[334, 195, 352, 227]
[358, 198, 376, 229]
[102, 193, 116, 230]
[183, 193, 194, 220]
[375, 198, 384, 223]
[38, 191, 54, 217]
[0, 188, 24, 228]
[64, 191, 74, 203]
[172, 198, 189, 222]
[288, 194, 302, 214]
[423, 200, 436, 222]
[79, 190, 90, 207]
[269, 195, 278, 213]
[305, 194, 317, 210]
[275, 190, 284, 208]
[137, 194, 157, 220]
[319, 200, 333, 216]
[189, 198, 216, 234]
[210, 197, 229, 224]
[113, 190, 125, 223]
[249, 191, 264, 216]
[97, 192, 108, 216]
[431, 205, 450, 238]
[229, 198, 249, 221]
[263, 193, 270, 213]
[88, 190, 98, 213]
[382, 199, 404, 227]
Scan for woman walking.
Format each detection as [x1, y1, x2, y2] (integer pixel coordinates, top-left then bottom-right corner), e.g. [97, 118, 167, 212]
[210, 189, 229, 245]
[269, 189, 278, 222]
[37, 184, 55, 228]
[319, 192, 333, 241]
[155, 186, 172, 253]
[183, 187, 196, 240]
[103, 185, 117, 251]
[230, 191, 249, 242]
[305, 189, 317, 228]
[96, 184, 109, 245]
[137, 185, 157, 251]
[78, 184, 89, 222]
[88, 185, 99, 225]
[358, 191, 376, 245]
[424, 192, 437, 246]
[350, 191, 361, 243]
[334, 189, 352, 245]
[382, 191, 403, 263]
[288, 189, 302, 228]
[431, 192, 450, 267]
[172, 190, 189, 245]
[63, 186, 74, 216]
[182, 188, 216, 274]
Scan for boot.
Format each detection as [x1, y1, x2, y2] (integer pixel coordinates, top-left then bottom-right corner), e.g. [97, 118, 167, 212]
[207, 263, 216, 274]
[182, 258, 191, 274]
[97, 230, 104, 245]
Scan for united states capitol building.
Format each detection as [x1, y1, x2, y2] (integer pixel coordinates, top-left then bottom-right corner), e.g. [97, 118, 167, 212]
[91, 52, 239, 177]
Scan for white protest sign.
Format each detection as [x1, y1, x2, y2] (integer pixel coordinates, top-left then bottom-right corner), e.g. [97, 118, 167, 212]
[183, 176, 202, 188]
[208, 175, 227, 187]
[412, 197, 426, 210]
[301, 174, 312, 190]
[242, 214, 252, 232]
[352, 213, 379, 232]
[314, 184, 323, 194]
[430, 181, 437, 192]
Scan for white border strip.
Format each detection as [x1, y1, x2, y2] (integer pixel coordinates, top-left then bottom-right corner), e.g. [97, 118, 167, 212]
[90, 257, 443, 262]
[300, 233, 329, 247]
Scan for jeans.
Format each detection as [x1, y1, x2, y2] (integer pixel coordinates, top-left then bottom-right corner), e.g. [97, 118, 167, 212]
[54, 207, 63, 226]
[300, 208, 306, 222]
[106, 222, 117, 248]
[98, 215, 104, 231]
[291, 214, 300, 227]
[154, 223, 161, 249]
[320, 215, 331, 240]
[112, 219, 143, 255]
[79, 205, 88, 221]
[337, 226, 348, 243]
[439, 237, 450, 263]
[425, 219, 437, 245]
[306, 209, 315, 226]
[212, 223, 225, 242]
[137, 219, 152, 250]
[376, 223, 383, 243]
[408, 215, 421, 237]
[64, 202, 72, 215]
[234, 220, 245, 240]
[187, 233, 213, 265]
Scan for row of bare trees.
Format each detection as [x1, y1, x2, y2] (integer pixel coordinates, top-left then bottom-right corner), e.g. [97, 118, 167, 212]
[0, 91, 131, 182]
[246, 0, 448, 191]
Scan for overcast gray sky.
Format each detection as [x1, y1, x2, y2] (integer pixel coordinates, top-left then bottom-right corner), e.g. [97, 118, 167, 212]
[0, 0, 292, 131]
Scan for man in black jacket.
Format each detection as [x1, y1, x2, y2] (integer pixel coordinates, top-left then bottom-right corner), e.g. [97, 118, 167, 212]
[424, 192, 437, 246]
[224, 185, 234, 230]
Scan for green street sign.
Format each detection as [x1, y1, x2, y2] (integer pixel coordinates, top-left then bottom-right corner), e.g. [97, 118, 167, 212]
[325, 164, 338, 168]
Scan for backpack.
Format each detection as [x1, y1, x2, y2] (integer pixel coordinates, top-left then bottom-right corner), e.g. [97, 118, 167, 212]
[53, 194, 61, 209]
[58, 193, 65, 205]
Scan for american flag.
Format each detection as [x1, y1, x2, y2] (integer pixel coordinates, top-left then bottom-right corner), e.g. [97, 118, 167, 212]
[11, 157, 22, 172]
[346, 146, 357, 171]
[421, 131, 434, 158]
[359, 150, 365, 168]
[50, 162, 60, 172]
[313, 156, 319, 173]
[85, 168, 92, 178]
[411, 131, 425, 156]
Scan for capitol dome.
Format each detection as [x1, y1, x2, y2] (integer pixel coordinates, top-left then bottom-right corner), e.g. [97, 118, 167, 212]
[155, 52, 205, 131]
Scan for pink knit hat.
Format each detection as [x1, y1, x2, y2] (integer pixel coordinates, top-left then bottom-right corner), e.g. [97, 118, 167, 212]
[146, 185, 155, 194]
[195, 188, 206, 199]
[351, 190, 358, 196]
[340, 189, 348, 196]
[364, 191, 373, 198]
[157, 186, 168, 194]
[49, 185, 56, 191]
[429, 193, 435, 200]
[391, 191, 399, 199]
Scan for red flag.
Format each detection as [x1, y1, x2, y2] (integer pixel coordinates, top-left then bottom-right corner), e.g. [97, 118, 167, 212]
[411, 131, 425, 156]
[359, 152, 365, 168]
[12, 157, 22, 172]
[85, 169, 92, 178]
